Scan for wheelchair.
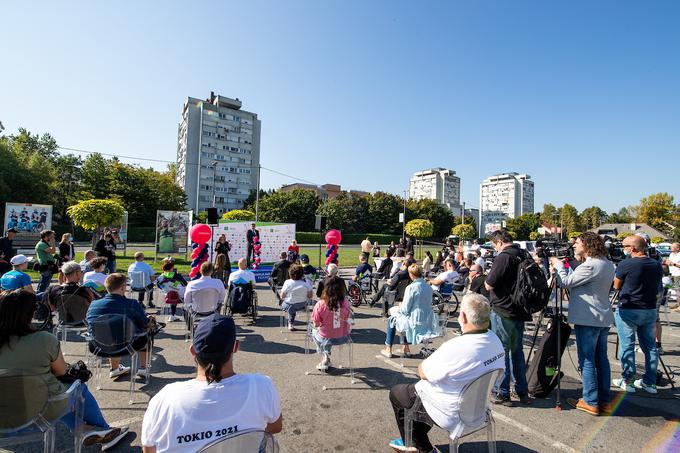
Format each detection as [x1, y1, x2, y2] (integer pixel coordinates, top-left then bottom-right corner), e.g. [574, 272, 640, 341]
[432, 282, 462, 321]
[225, 281, 258, 323]
[347, 272, 384, 307]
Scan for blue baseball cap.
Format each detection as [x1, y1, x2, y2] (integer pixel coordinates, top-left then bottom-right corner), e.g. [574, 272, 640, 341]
[192, 314, 237, 360]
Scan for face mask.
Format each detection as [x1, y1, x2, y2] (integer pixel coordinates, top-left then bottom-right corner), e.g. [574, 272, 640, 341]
[623, 250, 632, 257]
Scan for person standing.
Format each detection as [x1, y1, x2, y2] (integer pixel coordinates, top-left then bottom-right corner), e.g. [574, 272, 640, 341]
[361, 236, 372, 260]
[664, 242, 680, 312]
[0, 227, 18, 273]
[35, 229, 58, 292]
[484, 230, 531, 406]
[95, 232, 117, 274]
[612, 234, 663, 394]
[214, 234, 232, 276]
[550, 232, 615, 415]
[246, 223, 259, 267]
[58, 233, 75, 263]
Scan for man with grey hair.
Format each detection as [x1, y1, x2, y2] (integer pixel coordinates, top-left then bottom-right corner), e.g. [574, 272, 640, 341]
[316, 263, 343, 298]
[45, 261, 98, 317]
[387, 293, 505, 452]
[79, 250, 97, 274]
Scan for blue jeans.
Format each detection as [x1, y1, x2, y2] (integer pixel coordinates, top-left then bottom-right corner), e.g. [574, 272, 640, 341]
[385, 319, 408, 346]
[574, 325, 611, 406]
[38, 270, 53, 292]
[312, 329, 350, 356]
[61, 383, 109, 431]
[490, 310, 528, 397]
[615, 308, 658, 385]
[106, 259, 116, 274]
[281, 300, 307, 322]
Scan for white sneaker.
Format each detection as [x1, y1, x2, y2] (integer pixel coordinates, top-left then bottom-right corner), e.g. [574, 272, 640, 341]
[101, 427, 129, 451]
[109, 365, 130, 379]
[170, 315, 180, 322]
[136, 368, 149, 380]
[612, 378, 635, 393]
[633, 379, 657, 394]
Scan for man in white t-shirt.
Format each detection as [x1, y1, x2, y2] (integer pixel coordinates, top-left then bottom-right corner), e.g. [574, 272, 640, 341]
[665, 243, 680, 311]
[185, 262, 227, 314]
[474, 249, 486, 270]
[228, 258, 256, 286]
[388, 293, 505, 452]
[427, 259, 460, 292]
[142, 314, 282, 453]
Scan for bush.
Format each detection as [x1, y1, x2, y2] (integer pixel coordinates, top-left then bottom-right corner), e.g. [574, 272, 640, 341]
[568, 231, 583, 240]
[295, 232, 402, 245]
[529, 231, 542, 241]
[405, 219, 434, 239]
[616, 232, 634, 240]
[222, 209, 255, 221]
[651, 236, 665, 244]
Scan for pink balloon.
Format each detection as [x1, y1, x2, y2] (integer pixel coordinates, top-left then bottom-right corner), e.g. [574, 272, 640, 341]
[191, 248, 201, 259]
[325, 229, 342, 246]
[189, 266, 200, 278]
[189, 224, 212, 245]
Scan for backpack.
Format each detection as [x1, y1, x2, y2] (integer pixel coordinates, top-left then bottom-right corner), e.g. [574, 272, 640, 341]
[229, 284, 251, 314]
[511, 249, 550, 315]
[164, 290, 181, 305]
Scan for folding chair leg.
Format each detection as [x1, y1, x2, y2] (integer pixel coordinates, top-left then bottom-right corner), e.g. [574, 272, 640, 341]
[487, 416, 497, 453]
[129, 353, 138, 405]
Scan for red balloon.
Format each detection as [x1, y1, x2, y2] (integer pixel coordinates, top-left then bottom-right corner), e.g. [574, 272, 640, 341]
[325, 229, 342, 246]
[189, 224, 212, 245]
[191, 248, 201, 259]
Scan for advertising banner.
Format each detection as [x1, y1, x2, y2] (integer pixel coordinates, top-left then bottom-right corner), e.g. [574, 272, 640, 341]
[156, 210, 192, 255]
[212, 220, 296, 264]
[4, 202, 53, 254]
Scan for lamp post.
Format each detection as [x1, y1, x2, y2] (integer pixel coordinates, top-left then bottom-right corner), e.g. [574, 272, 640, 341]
[210, 161, 218, 208]
[402, 190, 407, 240]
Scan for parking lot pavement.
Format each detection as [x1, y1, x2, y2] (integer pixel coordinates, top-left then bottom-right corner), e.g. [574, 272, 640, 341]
[11, 281, 680, 453]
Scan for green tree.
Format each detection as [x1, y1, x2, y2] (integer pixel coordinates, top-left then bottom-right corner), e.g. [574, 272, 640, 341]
[579, 206, 608, 230]
[406, 199, 454, 240]
[616, 231, 633, 240]
[637, 193, 675, 229]
[452, 223, 476, 239]
[559, 204, 582, 236]
[81, 153, 113, 199]
[67, 199, 125, 246]
[243, 188, 273, 211]
[365, 192, 403, 234]
[651, 236, 664, 244]
[540, 203, 559, 226]
[258, 189, 320, 230]
[316, 193, 368, 233]
[222, 209, 256, 221]
[405, 219, 434, 239]
[608, 207, 633, 223]
[529, 231, 542, 241]
[568, 231, 583, 240]
[506, 213, 541, 240]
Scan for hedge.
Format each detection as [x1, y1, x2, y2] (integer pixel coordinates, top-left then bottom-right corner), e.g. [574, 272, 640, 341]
[295, 232, 403, 245]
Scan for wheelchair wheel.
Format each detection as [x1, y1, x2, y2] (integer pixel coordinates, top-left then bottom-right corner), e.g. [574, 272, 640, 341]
[251, 292, 258, 323]
[32, 300, 53, 331]
[348, 283, 362, 307]
[448, 292, 460, 316]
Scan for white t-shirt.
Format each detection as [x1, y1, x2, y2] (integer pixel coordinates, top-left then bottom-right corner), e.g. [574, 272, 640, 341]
[281, 279, 312, 304]
[228, 269, 256, 286]
[668, 252, 680, 277]
[142, 374, 281, 453]
[430, 270, 460, 291]
[415, 330, 505, 431]
[474, 257, 486, 269]
[83, 271, 107, 287]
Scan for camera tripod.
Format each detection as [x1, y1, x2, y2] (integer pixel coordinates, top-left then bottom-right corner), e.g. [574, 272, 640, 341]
[525, 277, 568, 410]
[610, 290, 676, 390]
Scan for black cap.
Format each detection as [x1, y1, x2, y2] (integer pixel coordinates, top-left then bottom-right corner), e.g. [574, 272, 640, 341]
[193, 314, 236, 360]
[300, 254, 309, 263]
[7, 228, 18, 233]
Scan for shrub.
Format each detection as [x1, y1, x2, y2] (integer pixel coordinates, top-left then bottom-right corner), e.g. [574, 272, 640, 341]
[651, 236, 665, 244]
[616, 232, 634, 240]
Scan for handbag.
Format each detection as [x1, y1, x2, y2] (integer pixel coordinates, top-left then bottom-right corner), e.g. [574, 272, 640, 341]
[58, 360, 92, 384]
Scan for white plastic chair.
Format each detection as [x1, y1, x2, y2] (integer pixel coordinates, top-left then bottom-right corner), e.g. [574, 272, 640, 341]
[52, 292, 90, 355]
[305, 310, 356, 388]
[405, 369, 503, 452]
[0, 374, 85, 453]
[158, 281, 186, 322]
[185, 287, 223, 342]
[127, 271, 153, 301]
[197, 429, 279, 452]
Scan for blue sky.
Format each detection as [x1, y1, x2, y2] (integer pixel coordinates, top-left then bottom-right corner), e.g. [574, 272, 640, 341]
[1, 1, 678, 213]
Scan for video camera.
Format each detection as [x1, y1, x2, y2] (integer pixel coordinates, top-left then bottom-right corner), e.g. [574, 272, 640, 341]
[536, 238, 574, 259]
[604, 239, 626, 263]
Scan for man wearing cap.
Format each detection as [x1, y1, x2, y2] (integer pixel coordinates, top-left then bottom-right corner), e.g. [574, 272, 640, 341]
[300, 254, 317, 283]
[141, 314, 283, 453]
[246, 222, 259, 267]
[0, 254, 34, 292]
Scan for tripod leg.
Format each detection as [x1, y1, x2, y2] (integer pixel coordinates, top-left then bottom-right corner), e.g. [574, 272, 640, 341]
[658, 355, 676, 390]
[526, 310, 545, 367]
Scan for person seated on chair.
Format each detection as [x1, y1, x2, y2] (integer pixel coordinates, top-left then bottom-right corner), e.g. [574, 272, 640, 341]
[376, 249, 394, 279]
[79, 250, 97, 274]
[387, 293, 505, 453]
[156, 261, 188, 322]
[270, 251, 291, 287]
[466, 264, 489, 298]
[381, 264, 436, 359]
[185, 262, 227, 316]
[0, 290, 130, 449]
[280, 264, 313, 331]
[0, 254, 34, 292]
[228, 258, 256, 286]
[312, 276, 352, 372]
[316, 263, 346, 298]
[86, 273, 153, 381]
[353, 253, 373, 282]
[128, 252, 157, 308]
[427, 258, 460, 292]
[300, 254, 317, 283]
[83, 257, 109, 296]
[46, 261, 98, 324]
[141, 314, 283, 453]
[370, 257, 416, 306]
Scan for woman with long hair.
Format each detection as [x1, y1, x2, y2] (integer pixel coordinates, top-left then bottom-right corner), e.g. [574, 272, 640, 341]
[59, 233, 75, 263]
[0, 290, 128, 448]
[311, 276, 352, 371]
[213, 253, 230, 287]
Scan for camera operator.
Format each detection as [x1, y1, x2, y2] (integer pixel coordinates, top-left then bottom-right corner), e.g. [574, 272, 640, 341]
[612, 234, 662, 394]
[635, 232, 665, 353]
[484, 230, 531, 406]
[664, 242, 680, 312]
[550, 232, 615, 415]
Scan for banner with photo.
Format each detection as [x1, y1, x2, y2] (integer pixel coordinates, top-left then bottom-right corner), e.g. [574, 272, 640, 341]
[156, 210, 192, 255]
[3, 202, 53, 255]
[212, 220, 296, 264]
[94, 211, 128, 254]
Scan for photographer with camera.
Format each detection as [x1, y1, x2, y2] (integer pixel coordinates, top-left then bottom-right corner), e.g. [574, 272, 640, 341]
[550, 232, 615, 415]
[484, 230, 531, 406]
[612, 234, 662, 394]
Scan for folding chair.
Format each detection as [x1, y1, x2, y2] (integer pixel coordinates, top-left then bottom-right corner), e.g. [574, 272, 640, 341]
[52, 292, 90, 356]
[127, 271, 153, 303]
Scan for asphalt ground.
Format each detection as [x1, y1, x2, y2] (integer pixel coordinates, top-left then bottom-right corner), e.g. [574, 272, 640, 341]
[5, 273, 680, 453]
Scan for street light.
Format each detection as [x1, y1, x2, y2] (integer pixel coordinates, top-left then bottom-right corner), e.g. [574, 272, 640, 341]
[402, 190, 408, 239]
[209, 161, 218, 208]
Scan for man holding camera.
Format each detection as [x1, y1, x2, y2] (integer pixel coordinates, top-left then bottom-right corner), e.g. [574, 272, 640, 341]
[612, 234, 662, 394]
[484, 230, 531, 406]
[550, 232, 615, 415]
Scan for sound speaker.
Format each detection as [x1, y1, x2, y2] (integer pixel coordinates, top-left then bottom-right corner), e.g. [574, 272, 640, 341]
[207, 207, 218, 225]
[315, 215, 326, 231]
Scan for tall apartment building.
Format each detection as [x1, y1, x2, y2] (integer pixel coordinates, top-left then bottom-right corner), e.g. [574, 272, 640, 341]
[479, 173, 534, 234]
[176, 92, 261, 214]
[409, 168, 462, 216]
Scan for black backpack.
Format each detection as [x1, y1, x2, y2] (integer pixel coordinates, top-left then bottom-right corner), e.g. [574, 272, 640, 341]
[511, 249, 550, 315]
[229, 284, 251, 314]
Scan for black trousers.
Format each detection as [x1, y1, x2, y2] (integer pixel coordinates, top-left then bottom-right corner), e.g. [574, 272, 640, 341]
[390, 384, 434, 453]
[247, 244, 254, 265]
[135, 284, 154, 303]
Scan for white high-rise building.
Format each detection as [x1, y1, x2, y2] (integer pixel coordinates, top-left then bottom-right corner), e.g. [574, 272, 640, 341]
[409, 168, 462, 216]
[176, 92, 261, 214]
[479, 173, 534, 234]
